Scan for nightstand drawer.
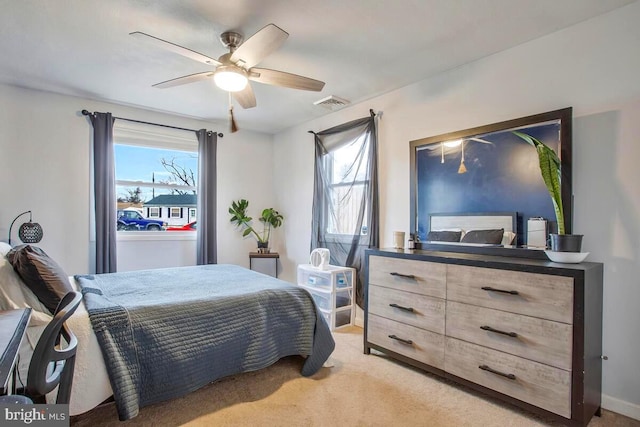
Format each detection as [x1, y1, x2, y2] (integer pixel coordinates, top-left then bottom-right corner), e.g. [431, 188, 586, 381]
[445, 338, 571, 418]
[368, 314, 444, 369]
[369, 256, 446, 299]
[446, 301, 573, 370]
[369, 284, 445, 334]
[447, 264, 573, 324]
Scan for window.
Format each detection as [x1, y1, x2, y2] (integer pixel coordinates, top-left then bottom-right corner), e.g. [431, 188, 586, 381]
[189, 208, 197, 219]
[324, 134, 370, 236]
[114, 123, 198, 233]
[310, 114, 378, 309]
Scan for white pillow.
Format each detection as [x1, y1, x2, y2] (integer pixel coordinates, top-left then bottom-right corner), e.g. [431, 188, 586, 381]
[0, 242, 12, 256]
[0, 255, 52, 326]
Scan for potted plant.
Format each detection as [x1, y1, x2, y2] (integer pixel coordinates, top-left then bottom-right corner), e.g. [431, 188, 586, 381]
[513, 131, 582, 252]
[228, 199, 284, 253]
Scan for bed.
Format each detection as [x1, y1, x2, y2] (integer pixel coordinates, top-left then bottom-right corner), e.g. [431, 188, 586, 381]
[0, 247, 334, 420]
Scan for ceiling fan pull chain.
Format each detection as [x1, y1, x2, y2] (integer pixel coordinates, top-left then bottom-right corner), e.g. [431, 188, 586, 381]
[229, 92, 238, 133]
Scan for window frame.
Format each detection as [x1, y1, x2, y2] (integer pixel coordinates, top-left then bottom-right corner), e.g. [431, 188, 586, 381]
[148, 207, 160, 218]
[113, 121, 199, 239]
[322, 141, 371, 239]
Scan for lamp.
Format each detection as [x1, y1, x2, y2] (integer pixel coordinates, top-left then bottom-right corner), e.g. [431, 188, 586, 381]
[444, 139, 463, 148]
[213, 66, 248, 92]
[8, 211, 44, 246]
[441, 139, 464, 165]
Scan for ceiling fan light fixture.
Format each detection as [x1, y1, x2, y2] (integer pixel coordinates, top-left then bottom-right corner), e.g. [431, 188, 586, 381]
[444, 139, 463, 148]
[214, 66, 248, 92]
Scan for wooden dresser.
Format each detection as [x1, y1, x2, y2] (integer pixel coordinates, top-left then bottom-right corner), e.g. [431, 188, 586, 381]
[364, 249, 603, 426]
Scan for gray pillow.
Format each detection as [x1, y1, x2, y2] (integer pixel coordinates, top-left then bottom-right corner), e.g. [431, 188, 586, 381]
[461, 229, 504, 244]
[427, 230, 462, 242]
[7, 245, 73, 314]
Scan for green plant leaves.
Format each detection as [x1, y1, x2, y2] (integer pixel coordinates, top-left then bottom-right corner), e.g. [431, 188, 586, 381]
[260, 208, 284, 228]
[228, 199, 284, 243]
[512, 131, 565, 234]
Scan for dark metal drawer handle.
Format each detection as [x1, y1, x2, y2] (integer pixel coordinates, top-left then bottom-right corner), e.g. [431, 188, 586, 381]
[390, 272, 416, 279]
[481, 286, 519, 295]
[480, 325, 518, 338]
[388, 334, 413, 345]
[479, 364, 516, 380]
[389, 303, 414, 312]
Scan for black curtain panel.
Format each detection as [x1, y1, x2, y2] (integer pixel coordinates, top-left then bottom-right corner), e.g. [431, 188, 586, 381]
[89, 112, 117, 273]
[196, 129, 217, 265]
[311, 111, 379, 307]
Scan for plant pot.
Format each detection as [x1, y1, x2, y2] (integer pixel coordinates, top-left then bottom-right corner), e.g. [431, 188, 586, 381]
[549, 234, 583, 252]
[257, 241, 270, 254]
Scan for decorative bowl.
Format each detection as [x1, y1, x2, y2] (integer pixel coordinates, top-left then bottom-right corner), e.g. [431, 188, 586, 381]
[544, 251, 589, 264]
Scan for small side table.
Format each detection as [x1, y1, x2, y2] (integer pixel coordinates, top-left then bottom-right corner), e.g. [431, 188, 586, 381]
[249, 252, 279, 278]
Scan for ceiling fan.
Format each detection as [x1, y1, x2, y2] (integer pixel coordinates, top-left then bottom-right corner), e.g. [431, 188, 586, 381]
[130, 24, 325, 131]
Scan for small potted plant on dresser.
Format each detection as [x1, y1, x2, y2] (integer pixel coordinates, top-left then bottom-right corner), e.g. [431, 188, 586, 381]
[513, 132, 587, 262]
[228, 199, 284, 253]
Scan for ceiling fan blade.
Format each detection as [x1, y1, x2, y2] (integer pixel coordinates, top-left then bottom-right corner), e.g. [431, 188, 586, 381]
[130, 31, 221, 66]
[153, 72, 215, 89]
[249, 68, 325, 91]
[229, 24, 288, 69]
[232, 84, 257, 109]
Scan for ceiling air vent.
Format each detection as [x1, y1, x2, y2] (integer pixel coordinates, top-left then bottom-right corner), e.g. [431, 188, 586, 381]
[313, 95, 350, 111]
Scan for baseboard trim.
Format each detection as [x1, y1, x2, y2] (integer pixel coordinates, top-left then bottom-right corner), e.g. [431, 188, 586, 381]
[602, 394, 640, 421]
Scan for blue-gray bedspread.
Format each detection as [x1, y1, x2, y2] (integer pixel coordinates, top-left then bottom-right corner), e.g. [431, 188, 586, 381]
[75, 264, 335, 420]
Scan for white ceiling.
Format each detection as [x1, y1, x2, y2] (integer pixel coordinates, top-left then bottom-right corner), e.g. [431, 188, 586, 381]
[0, 0, 634, 134]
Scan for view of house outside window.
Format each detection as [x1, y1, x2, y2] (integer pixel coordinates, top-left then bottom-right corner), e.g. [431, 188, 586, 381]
[114, 144, 198, 231]
[325, 135, 369, 236]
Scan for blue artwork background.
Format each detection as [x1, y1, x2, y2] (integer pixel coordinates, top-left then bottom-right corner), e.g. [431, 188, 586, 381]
[416, 123, 559, 244]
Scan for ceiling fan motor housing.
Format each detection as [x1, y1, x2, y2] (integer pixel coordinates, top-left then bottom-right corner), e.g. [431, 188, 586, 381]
[219, 31, 243, 51]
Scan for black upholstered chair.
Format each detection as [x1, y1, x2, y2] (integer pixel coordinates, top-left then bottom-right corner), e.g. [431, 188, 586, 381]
[0, 291, 81, 405]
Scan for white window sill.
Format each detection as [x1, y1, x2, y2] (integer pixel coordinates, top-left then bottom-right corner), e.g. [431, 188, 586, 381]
[116, 231, 197, 241]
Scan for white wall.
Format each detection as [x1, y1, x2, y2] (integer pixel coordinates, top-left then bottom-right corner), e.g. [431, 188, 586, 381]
[0, 84, 275, 274]
[117, 235, 197, 272]
[273, 2, 640, 420]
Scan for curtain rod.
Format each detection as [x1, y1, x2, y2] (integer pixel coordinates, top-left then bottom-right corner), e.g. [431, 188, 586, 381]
[308, 109, 377, 134]
[81, 110, 223, 138]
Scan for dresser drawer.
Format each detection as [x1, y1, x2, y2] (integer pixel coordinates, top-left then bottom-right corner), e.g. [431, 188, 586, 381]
[446, 301, 573, 370]
[369, 256, 446, 299]
[368, 314, 444, 369]
[447, 265, 574, 324]
[445, 338, 571, 418]
[369, 284, 445, 334]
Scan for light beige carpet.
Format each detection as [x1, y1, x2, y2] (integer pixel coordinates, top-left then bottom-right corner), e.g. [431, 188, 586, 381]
[71, 327, 638, 427]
